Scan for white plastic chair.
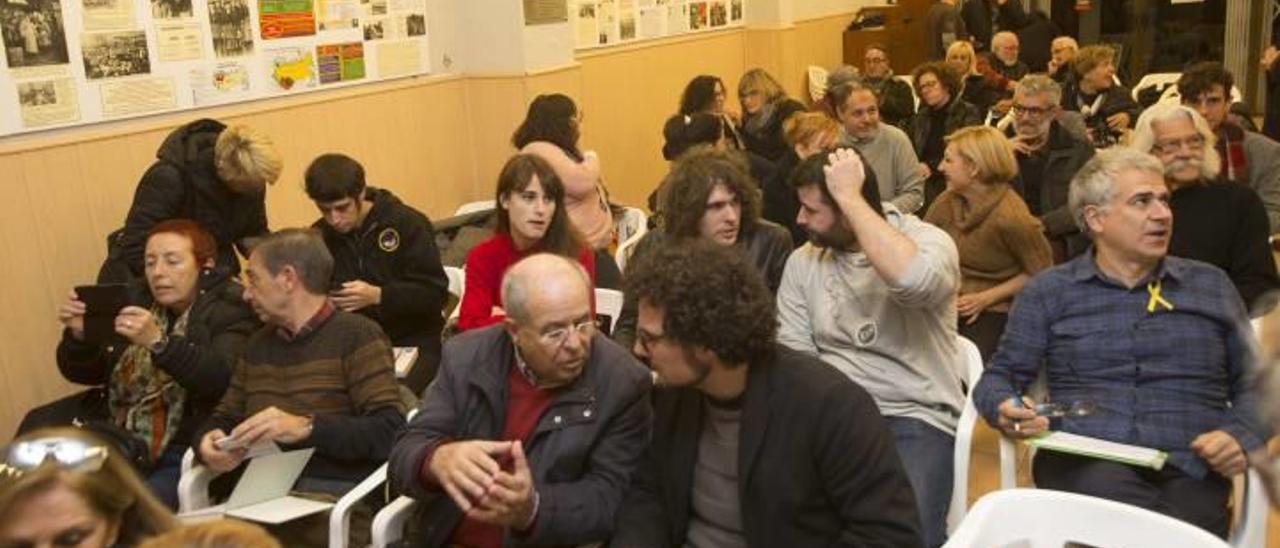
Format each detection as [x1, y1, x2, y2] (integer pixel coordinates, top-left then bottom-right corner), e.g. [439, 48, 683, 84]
[179, 409, 418, 548]
[453, 200, 495, 216]
[943, 488, 1232, 547]
[443, 266, 464, 321]
[614, 206, 648, 249]
[946, 336, 985, 534]
[1132, 72, 1183, 102]
[594, 288, 624, 334]
[807, 65, 830, 104]
[614, 230, 647, 273]
[896, 74, 919, 112]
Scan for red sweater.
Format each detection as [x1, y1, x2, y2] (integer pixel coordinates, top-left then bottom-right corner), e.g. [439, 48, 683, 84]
[449, 364, 556, 547]
[458, 233, 597, 331]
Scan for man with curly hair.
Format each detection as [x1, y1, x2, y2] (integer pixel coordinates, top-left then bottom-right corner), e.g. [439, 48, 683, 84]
[777, 149, 963, 547]
[612, 147, 792, 348]
[612, 239, 922, 547]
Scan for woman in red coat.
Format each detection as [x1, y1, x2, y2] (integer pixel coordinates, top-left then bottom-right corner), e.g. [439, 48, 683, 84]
[458, 154, 596, 331]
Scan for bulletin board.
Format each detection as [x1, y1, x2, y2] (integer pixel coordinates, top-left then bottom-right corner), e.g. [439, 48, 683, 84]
[0, 0, 430, 136]
[572, 0, 743, 50]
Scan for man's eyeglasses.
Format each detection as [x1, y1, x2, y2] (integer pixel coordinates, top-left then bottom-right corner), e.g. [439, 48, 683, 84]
[1151, 134, 1206, 155]
[1, 437, 108, 477]
[540, 319, 595, 348]
[1011, 104, 1053, 118]
[635, 329, 670, 354]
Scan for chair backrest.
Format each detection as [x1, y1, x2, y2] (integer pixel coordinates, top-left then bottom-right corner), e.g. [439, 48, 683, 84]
[594, 288, 624, 335]
[444, 266, 465, 320]
[614, 230, 647, 273]
[454, 200, 496, 216]
[896, 74, 919, 112]
[615, 206, 648, 246]
[808, 65, 830, 104]
[947, 336, 985, 533]
[944, 488, 1232, 548]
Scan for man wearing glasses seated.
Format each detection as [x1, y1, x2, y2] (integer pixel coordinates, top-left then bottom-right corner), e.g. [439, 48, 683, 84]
[613, 240, 921, 546]
[974, 147, 1271, 538]
[389, 254, 652, 546]
[1006, 75, 1095, 261]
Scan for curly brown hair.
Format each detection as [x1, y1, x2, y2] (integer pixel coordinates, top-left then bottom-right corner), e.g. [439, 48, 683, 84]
[912, 61, 962, 98]
[659, 147, 761, 240]
[624, 239, 776, 366]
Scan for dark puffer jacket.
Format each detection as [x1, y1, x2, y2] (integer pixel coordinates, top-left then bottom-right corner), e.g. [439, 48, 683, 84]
[100, 119, 268, 282]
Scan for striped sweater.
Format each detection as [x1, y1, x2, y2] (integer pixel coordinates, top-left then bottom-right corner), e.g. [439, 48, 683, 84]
[196, 308, 407, 482]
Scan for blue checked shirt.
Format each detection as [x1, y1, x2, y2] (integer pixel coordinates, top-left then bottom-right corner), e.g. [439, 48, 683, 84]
[974, 253, 1269, 479]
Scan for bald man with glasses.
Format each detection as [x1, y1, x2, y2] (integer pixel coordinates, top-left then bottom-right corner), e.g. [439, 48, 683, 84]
[389, 253, 653, 547]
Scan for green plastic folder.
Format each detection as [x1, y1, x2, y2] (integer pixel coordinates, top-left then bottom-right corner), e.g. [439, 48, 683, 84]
[1026, 431, 1169, 470]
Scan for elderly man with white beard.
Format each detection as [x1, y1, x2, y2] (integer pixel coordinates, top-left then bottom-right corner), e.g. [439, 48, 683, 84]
[1130, 103, 1279, 312]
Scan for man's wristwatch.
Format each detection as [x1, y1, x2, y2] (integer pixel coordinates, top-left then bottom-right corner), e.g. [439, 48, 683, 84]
[148, 334, 169, 354]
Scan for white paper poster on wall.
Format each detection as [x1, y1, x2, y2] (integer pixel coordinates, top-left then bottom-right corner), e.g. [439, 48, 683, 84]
[0, 0, 432, 137]
[574, 0, 738, 49]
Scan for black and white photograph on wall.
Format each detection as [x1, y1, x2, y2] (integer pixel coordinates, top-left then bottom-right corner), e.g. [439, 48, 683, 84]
[18, 80, 55, 106]
[709, 0, 725, 27]
[81, 30, 150, 79]
[152, 0, 193, 19]
[730, 0, 741, 22]
[362, 18, 382, 39]
[208, 0, 253, 57]
[405, 13, 423, 36]
[0, 0, 69, 68]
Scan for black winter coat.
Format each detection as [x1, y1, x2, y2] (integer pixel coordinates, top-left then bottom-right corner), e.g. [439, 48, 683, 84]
[610, 345, 923, 547]
[1010, 122, 1095, 259]
[102, 119, 268, 282]
[313, 187, 449, 393]
[740, 98, 807, 162]
[56, 270, 259, 453]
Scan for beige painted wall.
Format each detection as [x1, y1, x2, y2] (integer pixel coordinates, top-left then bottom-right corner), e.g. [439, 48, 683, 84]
[0, 12, 854, 437]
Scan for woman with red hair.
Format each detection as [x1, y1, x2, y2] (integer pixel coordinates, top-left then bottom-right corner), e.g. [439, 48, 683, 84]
[21, 219, 259, 508]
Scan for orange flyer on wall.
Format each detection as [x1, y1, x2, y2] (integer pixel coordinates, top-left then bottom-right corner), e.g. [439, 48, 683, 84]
[260, 0, 316, 39]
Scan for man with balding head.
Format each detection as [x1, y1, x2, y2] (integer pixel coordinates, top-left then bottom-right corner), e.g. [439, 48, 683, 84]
[389, 254, 653, 546]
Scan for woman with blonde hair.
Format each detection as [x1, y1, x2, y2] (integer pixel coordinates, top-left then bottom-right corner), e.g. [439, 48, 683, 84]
[763, 111, 839, 244]
[946, 40, 998, 117]
[925, 125, 1053, 360]
[0, 427, 176, 547]
[101, 119, 282, 283]
[737, 68, 808, 161]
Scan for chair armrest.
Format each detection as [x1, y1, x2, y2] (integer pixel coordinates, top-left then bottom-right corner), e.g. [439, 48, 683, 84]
[177, 448, 223, 513]
[371, 496, 417, 548]
[329, 463, 388, 548]
[1230, 469, 1268, 548]
[948, 399, 979, 534]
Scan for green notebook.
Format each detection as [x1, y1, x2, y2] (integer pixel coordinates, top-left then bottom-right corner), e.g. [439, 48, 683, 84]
[1027, 431, 1169, 470]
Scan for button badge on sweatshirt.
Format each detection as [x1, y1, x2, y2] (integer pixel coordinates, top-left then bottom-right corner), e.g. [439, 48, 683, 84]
[856, 322, 878, 347]
[378, 228, 400, 252]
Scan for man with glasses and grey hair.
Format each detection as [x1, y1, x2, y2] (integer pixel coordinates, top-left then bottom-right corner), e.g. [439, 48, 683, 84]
[974, 147, 1270, 538]
[389, 253, 652, 546]
[1129, 103, 1278, 311]
[1006, 74, 1093, 260]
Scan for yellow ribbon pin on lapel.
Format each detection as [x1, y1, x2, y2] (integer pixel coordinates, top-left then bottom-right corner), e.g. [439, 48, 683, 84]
[1146, 280, 1174, 313]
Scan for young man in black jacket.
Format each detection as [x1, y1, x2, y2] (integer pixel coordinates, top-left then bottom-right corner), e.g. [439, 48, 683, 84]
[305, 153, 449, 393]
[612, 240, 922, 547]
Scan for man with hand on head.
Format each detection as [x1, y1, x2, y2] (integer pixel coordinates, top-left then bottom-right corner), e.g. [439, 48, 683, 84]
[194, 228, 406, 545]
[305, 153, 449, 393]
[612, 239, 921, 547]
[777, 148, 962, 547]
[389, 254, 652, 546]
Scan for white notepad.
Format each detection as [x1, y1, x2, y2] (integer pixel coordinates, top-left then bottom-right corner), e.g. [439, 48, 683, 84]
[393, 346, 419, 379]
[1028, 431, 1169, 470]
[178, 448, 333, 525]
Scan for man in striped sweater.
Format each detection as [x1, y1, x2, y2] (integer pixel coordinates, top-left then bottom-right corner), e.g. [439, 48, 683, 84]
[195, 228, 407, 492]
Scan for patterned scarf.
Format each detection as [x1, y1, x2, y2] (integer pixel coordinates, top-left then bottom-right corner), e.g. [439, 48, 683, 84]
[108, 305, 189, 461]
[1215, 121, 1248, 184]
[743, 101, 778, 137]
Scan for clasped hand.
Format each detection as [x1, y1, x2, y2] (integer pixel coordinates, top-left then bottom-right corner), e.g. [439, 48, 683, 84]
[428, 440, 537, 529]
